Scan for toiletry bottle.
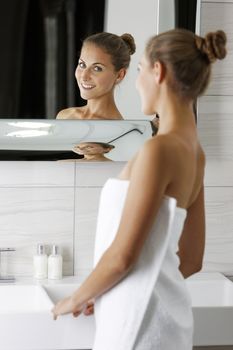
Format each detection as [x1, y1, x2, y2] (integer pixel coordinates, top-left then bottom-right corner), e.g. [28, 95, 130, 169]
[33, 244, 48, 279]
[48, 245, 63, 280]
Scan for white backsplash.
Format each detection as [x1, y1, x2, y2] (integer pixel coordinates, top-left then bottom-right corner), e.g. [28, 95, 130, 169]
[0, 158, 233, 278]
[0, 161, 124, 278]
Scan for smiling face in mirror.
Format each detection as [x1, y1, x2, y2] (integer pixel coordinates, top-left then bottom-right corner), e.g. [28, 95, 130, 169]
[73, 141, 115, 162]
[56, 32, 136, 120]
[76, 43, 120, 101]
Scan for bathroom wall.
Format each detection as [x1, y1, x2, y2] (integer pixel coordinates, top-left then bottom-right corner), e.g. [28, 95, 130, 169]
[197, 0, 233, 274]
[0, 161, 124, 279]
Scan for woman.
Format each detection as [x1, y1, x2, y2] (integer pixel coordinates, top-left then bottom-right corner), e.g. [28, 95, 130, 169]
[56, 32, 136, 120]
[52, 29, 227, 349]
[73, 141, 114, 162]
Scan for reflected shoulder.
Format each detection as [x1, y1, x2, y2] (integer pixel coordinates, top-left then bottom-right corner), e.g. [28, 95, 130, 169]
[56, 107, 82, 119]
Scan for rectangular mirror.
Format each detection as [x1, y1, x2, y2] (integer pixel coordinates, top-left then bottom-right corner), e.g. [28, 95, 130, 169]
[0, 119, 154, 161]
[0, 1, 198, 161]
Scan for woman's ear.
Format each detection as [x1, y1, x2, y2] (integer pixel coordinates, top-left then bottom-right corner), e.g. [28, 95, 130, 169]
[153, 61, 166, 84]
[115, 68, 126, 84]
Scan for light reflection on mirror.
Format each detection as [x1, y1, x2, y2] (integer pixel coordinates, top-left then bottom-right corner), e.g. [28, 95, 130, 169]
[0, 119, 155, 161]
[0, 1, 197, 161]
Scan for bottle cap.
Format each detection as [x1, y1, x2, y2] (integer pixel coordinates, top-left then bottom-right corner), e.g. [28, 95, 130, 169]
[52, 245, 59, 255]
[37, 244, 45, 255]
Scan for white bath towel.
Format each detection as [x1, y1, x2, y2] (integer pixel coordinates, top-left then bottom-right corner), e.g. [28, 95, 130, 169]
[93, 178, 193, 350]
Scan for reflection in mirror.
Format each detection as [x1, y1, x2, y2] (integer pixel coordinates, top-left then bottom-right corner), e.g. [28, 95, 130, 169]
[0, 0, 106, 118]
[0, 120, 155, 161]
[1, 0, 198, 119]
[56, 32, 136, 120]
[72, 142, 115, 162]
[105, 0, 198, 119]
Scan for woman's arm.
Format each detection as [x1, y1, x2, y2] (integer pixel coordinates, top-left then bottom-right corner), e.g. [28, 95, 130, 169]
[177, 185, 205, 278]
[52, 138, 172, 319]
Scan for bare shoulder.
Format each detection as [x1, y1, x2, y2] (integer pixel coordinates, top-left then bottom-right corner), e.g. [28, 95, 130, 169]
[135, 135, 174, 163]
[56, 107, 83, 119]
[130, 135, 173, 180]
[144, 133, 205, 166]
[118, 136, 168, 180]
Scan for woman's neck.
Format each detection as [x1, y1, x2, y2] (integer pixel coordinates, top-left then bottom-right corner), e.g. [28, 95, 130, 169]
[83, 94, 123, 120]
[156, 89, 196, 135]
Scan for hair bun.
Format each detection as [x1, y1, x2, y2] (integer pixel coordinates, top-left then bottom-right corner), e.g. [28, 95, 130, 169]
[120, 33, 136, 55]
[196, 30, 227, 63]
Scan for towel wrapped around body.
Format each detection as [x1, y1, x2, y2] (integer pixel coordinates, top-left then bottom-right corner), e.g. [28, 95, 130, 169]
[93, 178, 193, 350]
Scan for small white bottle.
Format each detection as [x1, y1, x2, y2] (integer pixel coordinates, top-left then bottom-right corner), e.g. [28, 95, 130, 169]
[33, 244, 48, 279]
[48, 245, 63, 280]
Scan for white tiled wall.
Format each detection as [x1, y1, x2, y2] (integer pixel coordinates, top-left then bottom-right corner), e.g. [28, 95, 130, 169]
[0, 186, 74, 276]
[75, 162, 125, 187]
[74, 187, 102, 281]
[198, 96, 233, 186]
[0, 154, 233, 278]
[0, 161, 75, 187]
[204, 187, 233, 273]
[198, 0, 233, 274]
[200, 1, 233, 95]
[0, 161, 124, 278]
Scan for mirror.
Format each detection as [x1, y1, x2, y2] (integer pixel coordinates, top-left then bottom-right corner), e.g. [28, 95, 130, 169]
[0, 0, 197, 160]
[1, 0, 190, 119]
[0, 120, 155, 161]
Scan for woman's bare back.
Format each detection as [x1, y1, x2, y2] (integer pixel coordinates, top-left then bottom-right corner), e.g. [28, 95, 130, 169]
[118, 131, 205, 210]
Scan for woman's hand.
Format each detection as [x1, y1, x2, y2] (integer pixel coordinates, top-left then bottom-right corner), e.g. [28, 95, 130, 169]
[82, 300, 95, 317]
[51, 296, 94, 320]
[52, 295, 83, 320]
